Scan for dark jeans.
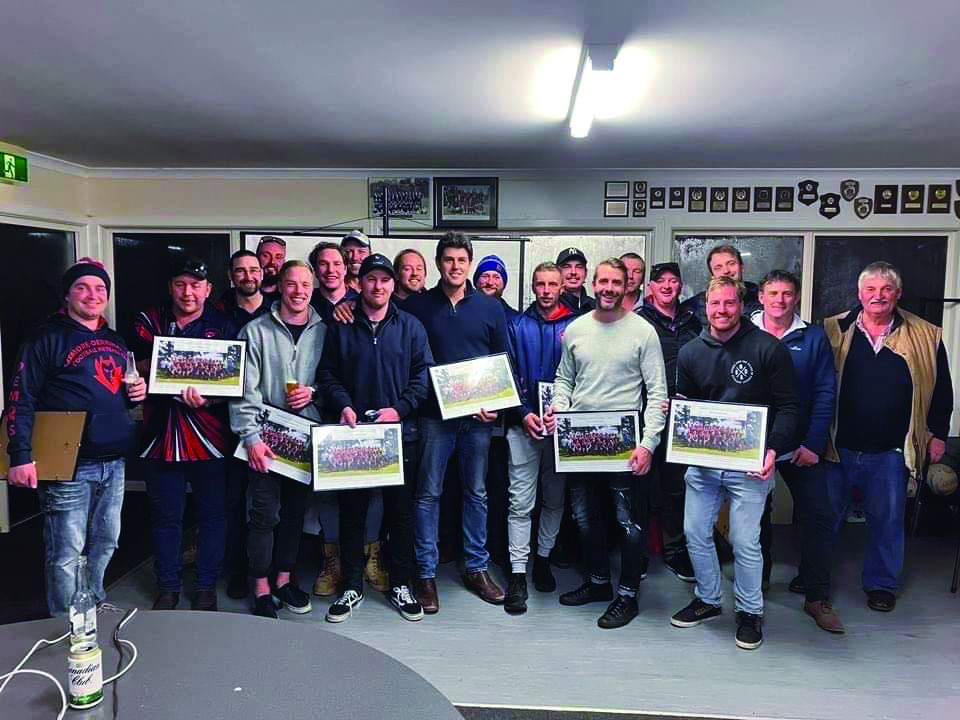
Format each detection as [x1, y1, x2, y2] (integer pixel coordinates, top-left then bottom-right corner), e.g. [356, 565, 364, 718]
[760, 460, 837, 601]
[247, 470, 311, 579]
[484, 433, 510, 567]
[145, 458, 227, 592]
[651, 438, 688, 563]
[568, 472, 648, 592]
[340, 441, 417, 591]
[224, 457, 249, 577]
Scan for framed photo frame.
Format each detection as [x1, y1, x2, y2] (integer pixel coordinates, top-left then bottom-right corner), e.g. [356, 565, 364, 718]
[429, 352, 521, 420]
[234, 405, 314, 485]
[604, 181, 629, 199]
[311, 423, 404, 491]
[538, 381, 554, 418]
[553, 410, 639, 473]
[369, 176, 432, 229]
[604, 200, 629, 217]
[433, 177, 498, 229]
[148, 336, 246, 397]
[665, 398, 768, 473]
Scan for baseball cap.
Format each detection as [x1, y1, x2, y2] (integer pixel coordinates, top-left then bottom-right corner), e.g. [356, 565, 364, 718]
[650, 262, 682, 282]
[170, 256, 209, 281]
[556, 247, 587, 266]
[341, 230, 371, 248]
[358, 253, 396, 280]
[256, 235, 286, 250]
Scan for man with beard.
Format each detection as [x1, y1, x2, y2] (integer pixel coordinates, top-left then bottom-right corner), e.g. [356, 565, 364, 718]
[256, 236, 287, 297]
[553, 258, 668, 629]
[217, 250, 269, 325]
[619, 252, 646, 312]
[637, 262, 702, 583]
[309, 241, 358, 325]
[341, 230, 371, 293]
[473, 254, 518, 319]
[681, 244, 761, 326]
[393, 248, 427, 303]
[556, 247, 595, 315]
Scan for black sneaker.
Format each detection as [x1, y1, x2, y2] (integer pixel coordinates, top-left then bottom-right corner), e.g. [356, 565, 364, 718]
[532, 555, 556, 593]
[559, 581, 613, 606]
[735, 611, 763, 650]
[597, 594, 639, 629]
[665, 555, 697, 583]
[671, 598, 722, 628]
[390, 585, 423, 622]
[253, 593, 278, 619]
[788, 575, 806, 595]
[504, 573, 529, 615]
[326, 589, 363, 623]
[273, 582, 312, 614]
[227, 573, 249, 600]
[549, 544, 572, 569]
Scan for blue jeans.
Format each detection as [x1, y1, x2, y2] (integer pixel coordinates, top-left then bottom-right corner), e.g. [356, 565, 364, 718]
[414, 417, 493, 577]
[826, 449, 907, 593]
[145, 459, 227, 592]
[37, 459, 125, 617]
[684, 466, 771, 615]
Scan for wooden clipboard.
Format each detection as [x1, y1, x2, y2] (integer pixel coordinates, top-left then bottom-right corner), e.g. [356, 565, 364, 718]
[0, 411, 87, 481]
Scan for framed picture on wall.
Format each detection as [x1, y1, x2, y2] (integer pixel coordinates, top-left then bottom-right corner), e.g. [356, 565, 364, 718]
[368, 177, 432, 229]
[434, 177, 499, 229]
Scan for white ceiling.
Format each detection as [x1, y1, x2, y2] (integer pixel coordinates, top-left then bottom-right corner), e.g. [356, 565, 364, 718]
[4, 0, 960, 169]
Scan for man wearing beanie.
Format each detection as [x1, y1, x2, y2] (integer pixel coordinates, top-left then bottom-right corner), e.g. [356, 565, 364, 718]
[474, 254, 518, 319]
[5, 259, 147, 617]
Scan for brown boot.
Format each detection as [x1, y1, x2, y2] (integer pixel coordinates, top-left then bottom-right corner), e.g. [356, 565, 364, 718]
[804, 600, 846, 634]
[312, 543, 340, 597]
[464, 570, 505, 604]
[415, 578, 439, 614]
[364, 541, 390, 593]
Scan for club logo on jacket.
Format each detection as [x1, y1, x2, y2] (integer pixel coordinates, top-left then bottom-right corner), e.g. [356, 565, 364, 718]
[94, 355, 123, 394]
[730, 359, 754, 384]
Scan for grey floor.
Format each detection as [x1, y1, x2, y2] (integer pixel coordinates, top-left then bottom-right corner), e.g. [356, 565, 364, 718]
[105, 525, 960, 720]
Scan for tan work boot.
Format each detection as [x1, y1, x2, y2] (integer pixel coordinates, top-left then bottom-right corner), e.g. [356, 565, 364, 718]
[313, 543, 340, 597]
[364, 541, 390, 593]
[804, 599, 846, 634]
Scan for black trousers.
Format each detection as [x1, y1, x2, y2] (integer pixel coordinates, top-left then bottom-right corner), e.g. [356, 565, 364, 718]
[339, 442, 417, 591]
[650, 438, 689, 563]
[224, 457, 249, 577]
[246, 470, 311, 579]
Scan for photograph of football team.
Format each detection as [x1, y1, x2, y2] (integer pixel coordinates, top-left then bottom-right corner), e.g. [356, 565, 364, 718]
[148, 336, 246, 396]
[429, 352, 520, 420]
[234, 405, 314, 484]
[311, 424, 405, 491]
[666, 398, 768, 473]
[553, 411, 640, 472]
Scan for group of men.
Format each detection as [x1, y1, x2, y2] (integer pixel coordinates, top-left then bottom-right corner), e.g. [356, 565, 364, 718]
[6, 233, 953, 651]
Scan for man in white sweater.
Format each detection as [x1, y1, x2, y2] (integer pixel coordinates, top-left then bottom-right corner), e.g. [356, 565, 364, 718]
[551, 257, 668, 629]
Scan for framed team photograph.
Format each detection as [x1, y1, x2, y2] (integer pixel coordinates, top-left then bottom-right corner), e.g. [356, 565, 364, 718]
[148, 336, 246, 397]
[665, 398, 768, 473]
[234, 405, 314, 485]
[538, 381, 554, 418]
[553, 410, 640, 473]
[311, 423, 404, 491]
[433, 177, 499, 229]
[368, 176, 432, 229]
[429, 352, 521, 420]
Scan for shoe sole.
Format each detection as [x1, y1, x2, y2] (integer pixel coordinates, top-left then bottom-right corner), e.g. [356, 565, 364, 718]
[867, 602, 895, 612]
[735, 636, 763, 650]
[326, 597, 363, 623]
[598, 614, 637, 629]
[670, 612, 721, 628]
[504, 602, 528, 615]
[395, 607, 424, 622]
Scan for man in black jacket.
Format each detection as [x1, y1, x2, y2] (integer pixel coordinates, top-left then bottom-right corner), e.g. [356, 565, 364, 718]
[557, 247, 596, 315]
[6, 259, 146, 616]
[680, 244, 761, 326]
[316, 254, 434, 623]
[670, 276, 798, 650]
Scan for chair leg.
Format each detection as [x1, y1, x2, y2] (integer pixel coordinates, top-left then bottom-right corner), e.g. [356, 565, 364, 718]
[909, 473, 925, 537]
[951, 530, 960, 594]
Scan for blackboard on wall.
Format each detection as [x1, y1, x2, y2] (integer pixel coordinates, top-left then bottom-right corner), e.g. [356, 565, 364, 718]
[812, 235, 947, 325]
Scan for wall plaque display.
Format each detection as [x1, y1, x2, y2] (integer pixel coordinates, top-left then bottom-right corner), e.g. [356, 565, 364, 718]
[605, 181, 629, 198]
[649, 187, 666, 209]
[604, 199, 629, 217]
[632, 199, 647, 217]
[901, 185, 924, 214]
[775, 186, 794, 212]
[732, 187, 750, 213]
[928, 184, 951, 213]
[753, 186, 773, 211]
[818, 192, 841, 219]
[632, 181, 647, 197]
[874, 184, 898, 214]
[710, 187, 729, 213]
[669, 186, 685, 209]
[689, 187, 707, 212]
[854, 197, 873, 219]
[840, 179, 860, 202]
[798, 179, 819, 206]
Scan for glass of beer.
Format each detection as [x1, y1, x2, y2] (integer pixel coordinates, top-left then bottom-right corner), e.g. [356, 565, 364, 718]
[286, 379, 299, 394]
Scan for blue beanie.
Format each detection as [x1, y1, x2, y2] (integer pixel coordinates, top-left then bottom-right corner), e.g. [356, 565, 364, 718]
[473, 255, 508, 288]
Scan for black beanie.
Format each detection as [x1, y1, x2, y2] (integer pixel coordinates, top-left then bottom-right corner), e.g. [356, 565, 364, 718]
[61, 262, 112, 299]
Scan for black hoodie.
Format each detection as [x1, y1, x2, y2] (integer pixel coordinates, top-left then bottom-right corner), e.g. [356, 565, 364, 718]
[676, 320, 799, 455]
[6, 312, 137, 466]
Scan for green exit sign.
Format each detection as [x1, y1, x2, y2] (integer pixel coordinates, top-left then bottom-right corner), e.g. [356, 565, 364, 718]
[1, 152, 28, 182]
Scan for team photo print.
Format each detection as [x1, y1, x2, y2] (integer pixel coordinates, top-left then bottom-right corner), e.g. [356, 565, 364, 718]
[665, 398, 768, 473]
[234, 405, 314, 485]
[429, 352, 521, 420]
[311, 423, 404, 491]
[553, 410, 640, 473]
[148, 336, 246, 397]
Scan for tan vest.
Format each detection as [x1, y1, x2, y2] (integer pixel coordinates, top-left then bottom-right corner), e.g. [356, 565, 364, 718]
[824, 308, 940, 487]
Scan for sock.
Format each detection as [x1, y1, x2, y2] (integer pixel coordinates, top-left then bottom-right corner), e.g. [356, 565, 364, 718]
[254, 577, 271, 597]
[617, 587, 637, 598]
[276, 571, 291, 589]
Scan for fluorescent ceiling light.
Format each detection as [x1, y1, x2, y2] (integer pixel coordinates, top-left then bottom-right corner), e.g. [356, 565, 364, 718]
[569, 44, 654, 138]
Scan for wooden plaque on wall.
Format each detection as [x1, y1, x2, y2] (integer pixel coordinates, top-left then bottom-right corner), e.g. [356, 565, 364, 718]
[0, 412, 86, 481]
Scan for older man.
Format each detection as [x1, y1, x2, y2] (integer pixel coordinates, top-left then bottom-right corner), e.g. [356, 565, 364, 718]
[824, 261, 953, 613]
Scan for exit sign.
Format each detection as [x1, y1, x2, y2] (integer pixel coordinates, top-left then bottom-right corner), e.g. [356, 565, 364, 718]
[1, 152, 28, 183]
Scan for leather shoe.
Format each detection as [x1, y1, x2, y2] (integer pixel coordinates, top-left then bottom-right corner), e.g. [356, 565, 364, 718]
[226, 573, 249, 600]
[152, 591, 180, 610]
[192, 588, 218, 611]
[804, 600, 846, 634]
[414, 578, 439, 614]
[867, 589, 896, 612]
[788, 574, 806, 595]
[464, 570, 505, 604]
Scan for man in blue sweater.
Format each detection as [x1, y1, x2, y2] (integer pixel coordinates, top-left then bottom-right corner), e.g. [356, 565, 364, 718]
[751, 270, 843, 634]
[403, 232, 509, 613]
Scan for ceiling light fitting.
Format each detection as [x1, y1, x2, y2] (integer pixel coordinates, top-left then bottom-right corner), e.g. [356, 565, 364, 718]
[569, 43, 620, 139]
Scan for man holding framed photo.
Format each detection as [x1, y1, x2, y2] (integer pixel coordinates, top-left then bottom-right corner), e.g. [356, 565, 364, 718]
[671, 276, 798, 650]
[552, 258, 668, 629]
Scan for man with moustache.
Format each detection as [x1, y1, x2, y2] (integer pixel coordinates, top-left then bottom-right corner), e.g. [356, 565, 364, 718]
[256, 236, 287, 297]
[230, 261, 325, 618]
[681, 244, 761, 326]
[131, 257, 238, 611]
[750, 269, 842, 633]
[637, 262, 702, 582]
[316, 254, 433, 623]
[5, 259, 147, 616]
[309, 241, 358, 325]
[341, 230, 372, 293]
[473, 254, 518, 319]
[556, 247, 595, 315]
[824, 261, 953, 612]
[671, 276, 798, 650]
[393, 248, 427, 302]
[403, 232, 509, 613]
[619, 252, 646, 312]
[553, 258, 668, 629]
[502, 262, 578, 613]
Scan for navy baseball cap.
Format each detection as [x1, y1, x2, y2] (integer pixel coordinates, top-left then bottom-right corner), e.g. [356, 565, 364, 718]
[358, 253, 396, 279]
[556, 247, 587, 266]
